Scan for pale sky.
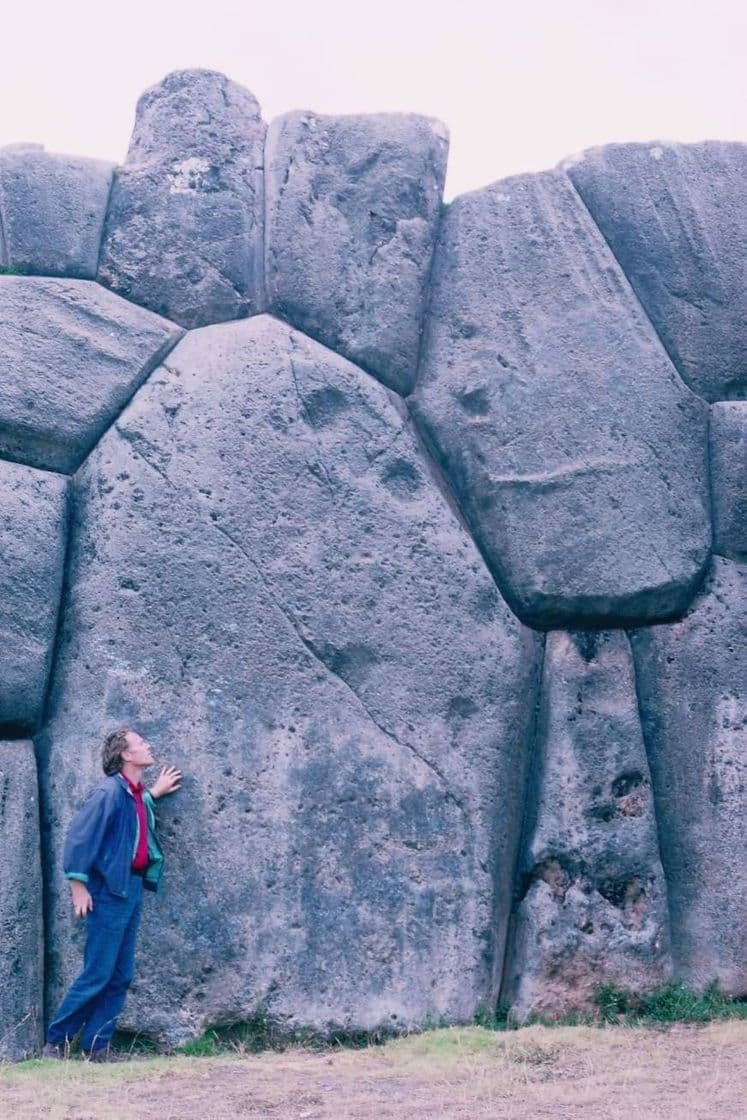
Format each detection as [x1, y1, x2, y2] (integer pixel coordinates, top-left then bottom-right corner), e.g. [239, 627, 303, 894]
[1, 0, 744, 201]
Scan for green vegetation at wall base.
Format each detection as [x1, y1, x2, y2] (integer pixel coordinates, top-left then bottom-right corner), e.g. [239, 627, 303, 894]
[107, 982, 747, 1060]
[473, 981, 747, 1031]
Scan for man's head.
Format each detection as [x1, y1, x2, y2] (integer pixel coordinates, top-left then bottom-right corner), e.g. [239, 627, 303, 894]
[102, 727, 155, 776]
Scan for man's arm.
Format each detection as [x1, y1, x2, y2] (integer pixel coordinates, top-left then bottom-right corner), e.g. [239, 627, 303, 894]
[62, 788, 113, 916]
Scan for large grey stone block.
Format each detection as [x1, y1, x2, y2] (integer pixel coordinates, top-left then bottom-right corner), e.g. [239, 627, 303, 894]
[38, 314, 542, 1046]
[0, 145, 113, 278]
[410, 170, 712, 629]
[265, 110, 448, 394]
[502, 631, 671, 1022]
[630, 556, 747, 995]
[710, 402, 747, 561]
[0, 276, 182, 472]
[565, 142, 747, 402]
[0, 741, 44, 1060]
[0, 460, 68, 733]
[98, 69, 266, 328]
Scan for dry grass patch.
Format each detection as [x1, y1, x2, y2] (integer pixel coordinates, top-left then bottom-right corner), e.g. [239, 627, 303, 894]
[1, 1020, 744, 1119]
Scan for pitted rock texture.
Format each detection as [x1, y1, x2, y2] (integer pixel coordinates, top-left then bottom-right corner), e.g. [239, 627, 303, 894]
[0, 145, 113, 278]
[97, 70, 266, 328]
[37, 314, 542, 1045]
[0, 277, 181, 472]
[0, 741, 44, 1060]
[630, 556, 747, 996]
[709, 402, 747, 561]
[410, 170, 712, 629]
[265, 110, 448, 394]
[502, 631, 671, 1022]
[565, 142, 747, 402]
[0, 461, 68, 734]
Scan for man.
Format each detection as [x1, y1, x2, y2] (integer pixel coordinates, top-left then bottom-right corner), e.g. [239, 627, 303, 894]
[42, 727, 182, 1062]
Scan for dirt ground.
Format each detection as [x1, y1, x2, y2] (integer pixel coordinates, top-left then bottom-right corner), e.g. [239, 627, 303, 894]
[1, 1020, 744, 1120]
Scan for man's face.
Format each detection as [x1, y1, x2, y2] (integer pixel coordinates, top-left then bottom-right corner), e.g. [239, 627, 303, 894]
[121, 730, 155, 769]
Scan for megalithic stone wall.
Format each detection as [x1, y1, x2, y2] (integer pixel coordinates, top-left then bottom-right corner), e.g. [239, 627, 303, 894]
[0, 68, 744, 1058]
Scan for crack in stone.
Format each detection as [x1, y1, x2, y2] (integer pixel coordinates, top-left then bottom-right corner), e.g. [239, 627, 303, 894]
[0, 188, 8, 267]
[114, 424, 172, 481]
[210, 517, 469, 820]
[93, 166, 117, 278]
[624, 629, 677, 944]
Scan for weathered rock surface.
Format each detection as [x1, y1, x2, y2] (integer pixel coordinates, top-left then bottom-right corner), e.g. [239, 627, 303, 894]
[98, 70, 266, 328]
[0, 145, 113, 278]
[0, 277, 181, 472]
[410, 170, 712, 629]
[37, 314, 543, 1045]
[265, 111, 448, 394]
[709, 403, 746, 561]
[630, 556, 747, 995]
[0, 741, 44, 1060]
[0, 460, 68, 734]
[502, 631, 671, 1021]
[565, 142, 747, 402]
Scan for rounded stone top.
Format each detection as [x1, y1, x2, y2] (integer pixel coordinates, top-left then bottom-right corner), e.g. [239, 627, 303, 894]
[127, 68, 263, 163]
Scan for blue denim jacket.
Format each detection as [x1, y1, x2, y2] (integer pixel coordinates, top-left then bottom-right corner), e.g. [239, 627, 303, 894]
[63, 773, 165, 897]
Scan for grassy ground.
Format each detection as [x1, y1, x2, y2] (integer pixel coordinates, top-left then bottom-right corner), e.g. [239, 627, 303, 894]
[2, 1019, 746, 1120]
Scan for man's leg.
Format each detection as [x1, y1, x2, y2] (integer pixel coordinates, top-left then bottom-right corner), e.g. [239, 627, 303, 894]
[80, 877, 144, 1054]
[46, 884, 134, 1048]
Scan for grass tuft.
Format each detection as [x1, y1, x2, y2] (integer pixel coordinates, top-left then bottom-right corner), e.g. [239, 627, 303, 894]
[174, 1001, 400, 1058]
[593, 980, 747, 1025]
[473, 998, 511, 1031]
[470, 981, 747, 1033]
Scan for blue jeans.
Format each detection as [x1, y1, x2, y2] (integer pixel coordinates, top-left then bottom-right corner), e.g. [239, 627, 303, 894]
[46, 871, 144, 1052]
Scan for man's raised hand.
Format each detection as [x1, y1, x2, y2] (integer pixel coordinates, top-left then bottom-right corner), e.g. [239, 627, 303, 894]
[149, 765, 183, 799]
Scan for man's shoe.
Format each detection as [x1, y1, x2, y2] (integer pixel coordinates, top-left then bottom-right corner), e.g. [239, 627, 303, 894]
[42, 1041, 68, 1059]
[83, 1046, 128, 1063]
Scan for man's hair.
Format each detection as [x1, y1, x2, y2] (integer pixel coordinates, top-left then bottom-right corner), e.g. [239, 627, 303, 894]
[102, 727, 132, 776]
